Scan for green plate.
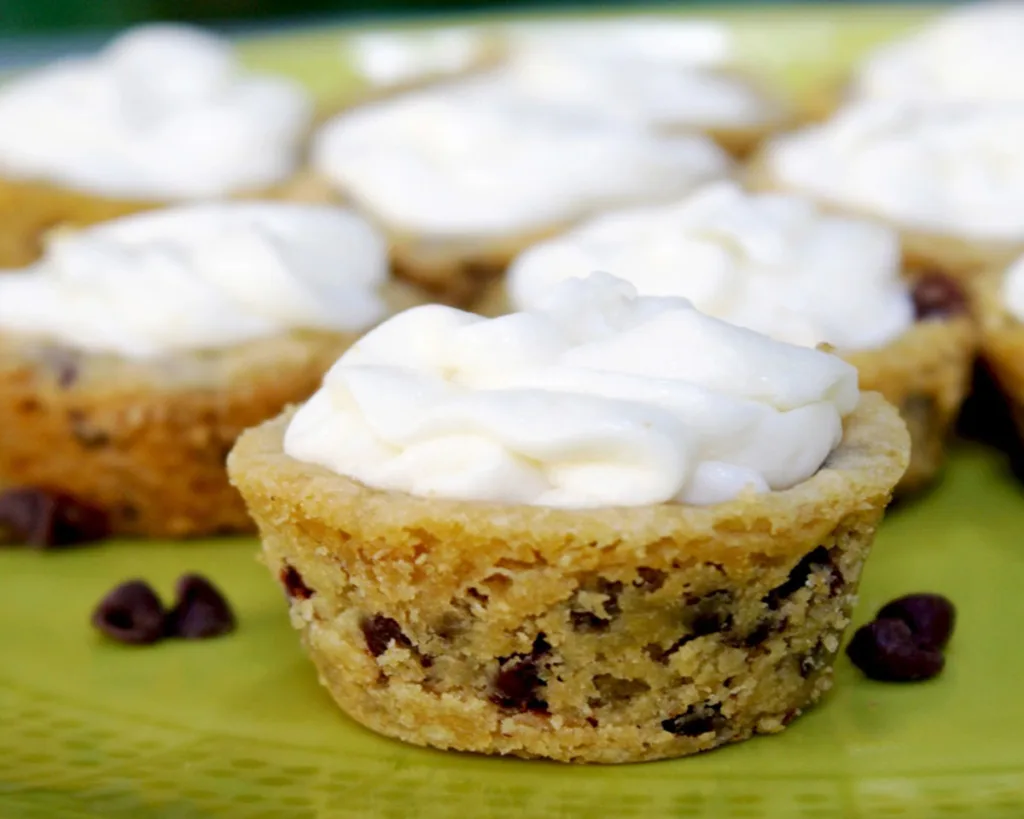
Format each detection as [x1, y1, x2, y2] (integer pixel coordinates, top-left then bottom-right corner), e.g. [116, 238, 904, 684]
[4, 6, 1024, 818]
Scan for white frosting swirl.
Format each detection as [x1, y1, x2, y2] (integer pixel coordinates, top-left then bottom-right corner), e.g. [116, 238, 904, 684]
[0, 24, 312, 199]
[313, 88, 730, 238]
[505, 17, 734, 69]
[509, 182, 913, 350]
[765, 101, 1024, 239]
[855, 3, 1024, 105]
[348, 27, 491, 87]
[284, 273, 859, 508]
[492, 18, 768, 130]
[0, 202, 388, 358]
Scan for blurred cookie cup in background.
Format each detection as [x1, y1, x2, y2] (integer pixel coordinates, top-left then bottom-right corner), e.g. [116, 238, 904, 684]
[498, 183, 974, 494]
[0, 24, 314, 268]
[0, 202, 422, 539]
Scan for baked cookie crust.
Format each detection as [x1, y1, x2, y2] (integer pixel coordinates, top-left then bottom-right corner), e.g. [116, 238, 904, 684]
[229, 392, 909, 763]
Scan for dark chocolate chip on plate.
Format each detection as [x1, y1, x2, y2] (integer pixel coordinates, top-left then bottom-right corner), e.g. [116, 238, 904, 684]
[165, 574, 237, 640]
[846, 618, 944, 682]
[0, 487, 108, 548]
[91, 580, 167, 645]
[911, 272, 968, 320]
[877, 593, 956, 651]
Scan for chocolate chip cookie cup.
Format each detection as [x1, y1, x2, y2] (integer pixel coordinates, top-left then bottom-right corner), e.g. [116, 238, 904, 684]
[746, 104, 1024, 282]
[311, 89, 730, 305]
[229, 275, 910, 763]
[0, 202, 420, 539]
[0, 25, 313, 268]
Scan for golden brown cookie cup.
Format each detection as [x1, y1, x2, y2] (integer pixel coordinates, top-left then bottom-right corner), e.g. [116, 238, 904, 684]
[229, 393, 908, 763]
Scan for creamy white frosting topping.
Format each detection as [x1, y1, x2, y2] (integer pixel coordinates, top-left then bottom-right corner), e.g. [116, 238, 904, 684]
[855, 2, 1024, 105]
[0, 202, 388, 358]
[284, 273, 859, 508]
[509, 182, 913, 350]
[0, 24, 312, 199]
[1001, 254, 1024, 322]
[765, 101, 1024, 239]
[504, 17, 735, 69]
[348, 27, 491, 87]
[493, 18, 768, 130]
[313, 88, 730, 238]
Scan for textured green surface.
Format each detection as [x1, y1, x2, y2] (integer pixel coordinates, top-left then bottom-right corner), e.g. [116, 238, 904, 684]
[3, 7, 1024, 818]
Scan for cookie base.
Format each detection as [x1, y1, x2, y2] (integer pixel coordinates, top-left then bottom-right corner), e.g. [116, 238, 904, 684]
[0, 331, 351, 538]
[230, 393, 909, 763]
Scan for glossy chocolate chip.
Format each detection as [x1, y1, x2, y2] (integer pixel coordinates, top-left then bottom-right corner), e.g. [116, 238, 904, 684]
[91, 580, 167, 645]
[361, 615, 413, 658]
[912, 272, 968, 321]
[689, 590, 735, 636]
[877, 593, 956, 651]
[165, 574, 236, 640]
[763, 547, 836, 610]
[846, 618, 945, 682]
[280, 564, 313, 600]
[0, 488, 108, 548]
[661, 702, 725, 737]
[491, 634, 551, 713]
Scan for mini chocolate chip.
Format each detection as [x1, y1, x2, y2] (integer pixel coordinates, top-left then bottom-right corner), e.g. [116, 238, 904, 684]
[662, 702, 725, 737]
[361, 615, 413, 658]
[280, 564, 313, 600]
[689, 590, 735, 636]
[491, 633, 551, 713]
[165, 574, 236, 640]
[570, 611, 610, 632]
[876, 593, 956, 651]
[0, 488, 108, 548]
[763, 547, 834, 610]
[912, 272, 968, 321]
[635, 567, 666, 592]
[586, 716, 599, 728]
[846, 618, 945, 682]
[91, 580, 166, 645]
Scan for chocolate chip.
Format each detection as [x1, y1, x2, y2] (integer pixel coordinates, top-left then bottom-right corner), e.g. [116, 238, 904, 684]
[280, 564, 313, 600]
[0, 488, 108, 548]
[732, 617, 778, 648]
[361, 615, 412, 657]
[662, 702, 725, 737]
[634, 567, 666, 592]
[912, 272, 968, 320]
[491, 633, 551, 713]
[845, 618, 945, 682]
[91, 580, 166, 645]
[165, 574, 236, 640]
[877, 593, 955, 652]
[763, 547, 835, 610]
[689, 590, 734, 636]
[570, 611, 610, 632]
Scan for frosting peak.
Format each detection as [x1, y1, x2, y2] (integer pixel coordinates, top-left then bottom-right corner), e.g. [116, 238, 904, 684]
[284, 273, 859, 508]
[0, 202, 388, 358]
[0, 24, 312, 199]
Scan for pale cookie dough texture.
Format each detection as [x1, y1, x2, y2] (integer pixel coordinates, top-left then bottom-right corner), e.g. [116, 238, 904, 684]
[229, 275, 910, 763]
[0, 202, 411, 537]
